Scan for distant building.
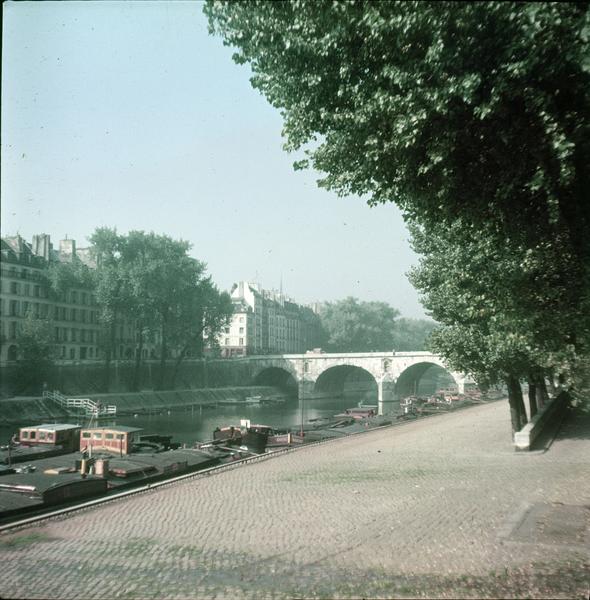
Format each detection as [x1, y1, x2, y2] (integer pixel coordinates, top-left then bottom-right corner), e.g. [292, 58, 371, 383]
[0, 233, 159, 365]
[215, 281, 322, 358]
[0, 234, 102, 364]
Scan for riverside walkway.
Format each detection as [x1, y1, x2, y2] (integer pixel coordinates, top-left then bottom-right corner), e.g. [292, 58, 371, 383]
[0, 401, 588, 599]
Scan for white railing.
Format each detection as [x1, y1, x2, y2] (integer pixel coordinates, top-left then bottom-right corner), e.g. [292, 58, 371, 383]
[43, 390, 117, 417]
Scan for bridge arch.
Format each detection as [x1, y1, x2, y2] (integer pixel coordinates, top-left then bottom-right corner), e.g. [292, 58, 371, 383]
[314, 365, 377, 400]
[252, 366, 298, 395]
[394, 361, 458, 399]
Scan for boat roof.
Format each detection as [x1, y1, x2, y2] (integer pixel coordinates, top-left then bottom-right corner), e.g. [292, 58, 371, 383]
[0, 473, 105, 494]
[21, 424, 81, 431]
[81, 426, 143, 433]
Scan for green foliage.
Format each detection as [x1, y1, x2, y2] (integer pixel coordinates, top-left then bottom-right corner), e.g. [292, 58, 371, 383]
[87, 228, 233, 387]
[206, 2, 590, 432]
[408, 219, 588, 385]
[391, 317, 437, 352]
[205, 1, 590, 257]
[319, 297, 400, 352]
[14, 313, 55, 394]
[47, 259, 93, 298]
[16, 313, 55, 363]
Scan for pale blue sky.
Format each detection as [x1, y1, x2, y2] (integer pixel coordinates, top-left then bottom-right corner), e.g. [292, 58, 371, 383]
[2, 1, 427, 318]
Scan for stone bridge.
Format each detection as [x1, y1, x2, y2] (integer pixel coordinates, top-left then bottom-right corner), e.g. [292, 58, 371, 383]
[238, 351, 471, 415]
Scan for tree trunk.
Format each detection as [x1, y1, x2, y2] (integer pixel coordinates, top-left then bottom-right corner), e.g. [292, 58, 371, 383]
[171, 344, 189, 390]
[103, 318, 117, 393]
[158, 319, 167, 391]
[506, 375, 527, 436]
[536, 376, 549, 409]
[132, 324, 144, 392]
[170, 326, 205, 389]
[527, 376, 538, 420]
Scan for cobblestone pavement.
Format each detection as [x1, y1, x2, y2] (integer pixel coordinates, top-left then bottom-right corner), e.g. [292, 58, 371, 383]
[1, 401, 588, 599]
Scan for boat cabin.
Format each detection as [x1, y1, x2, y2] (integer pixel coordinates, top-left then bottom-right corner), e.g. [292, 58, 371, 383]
[343, 407, 376, 419]
[19, 424, 81, 452]
[80, 426, 143, 456]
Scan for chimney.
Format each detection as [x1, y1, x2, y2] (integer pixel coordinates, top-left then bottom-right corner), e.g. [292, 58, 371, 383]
[32, 234, 52, 261]
[59, 238, 76, 262]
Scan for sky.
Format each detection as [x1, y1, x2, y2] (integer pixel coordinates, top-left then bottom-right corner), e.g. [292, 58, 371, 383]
[2, 1, 428, 319]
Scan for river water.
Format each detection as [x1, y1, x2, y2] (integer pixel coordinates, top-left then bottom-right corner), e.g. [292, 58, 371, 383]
[0, 395, 370, 446]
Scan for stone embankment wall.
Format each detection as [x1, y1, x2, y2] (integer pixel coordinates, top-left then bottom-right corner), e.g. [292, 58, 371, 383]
[0, 386, 284, 425]
[0, 359, 255, 398]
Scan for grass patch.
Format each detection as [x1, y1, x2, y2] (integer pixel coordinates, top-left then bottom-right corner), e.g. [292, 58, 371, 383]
[0, 531, 54, 550]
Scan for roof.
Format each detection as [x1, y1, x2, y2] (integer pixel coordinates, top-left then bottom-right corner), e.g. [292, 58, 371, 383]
[0, 473, 104, 494]
[81, 426, 143, 434]
[21, 424, 81, 432]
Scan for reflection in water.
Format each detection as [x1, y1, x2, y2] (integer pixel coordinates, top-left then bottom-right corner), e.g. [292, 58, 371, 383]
[116, 396, 360, 445]
[0, 368, 454, 445]
[0, 396, 365, 447]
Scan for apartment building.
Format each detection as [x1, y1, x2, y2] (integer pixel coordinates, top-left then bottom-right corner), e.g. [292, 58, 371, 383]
[217, 281, 322, 358]
[0, 234, 101, 363]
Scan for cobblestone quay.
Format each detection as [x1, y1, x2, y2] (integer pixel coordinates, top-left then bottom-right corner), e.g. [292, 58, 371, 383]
[1, 401, 588, 599]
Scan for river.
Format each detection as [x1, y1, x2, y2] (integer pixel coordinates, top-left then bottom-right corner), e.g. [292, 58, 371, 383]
[0, 394, 369, 446]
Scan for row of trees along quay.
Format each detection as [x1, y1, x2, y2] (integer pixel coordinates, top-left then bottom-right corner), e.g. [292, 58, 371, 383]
[47, 228, 234, 391]
[205, 1, 590, 435]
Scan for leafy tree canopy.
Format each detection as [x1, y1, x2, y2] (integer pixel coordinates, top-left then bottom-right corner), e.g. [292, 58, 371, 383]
[391, 317, 437, 352]
[206, 2, 590, 259]
[319, 297, 400, 352]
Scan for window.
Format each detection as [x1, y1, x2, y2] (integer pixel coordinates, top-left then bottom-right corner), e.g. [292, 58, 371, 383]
[82, 432, 91, 439]
[93, 432, 103, 439]
[39, 432, 46, 440]
[225, 338, 230, 345]
[22, 431, 29, 439]
[239, 316, 244, 323]
[239, 327, 244, 334]
[24, 284, 30, 296]
[30, 431, 36, 439]
[47, 432, 54, 441]
[34, 285, 40, 297]
[105, 433, 114, 440]
[71, 291, 78, 303]
[239, 338, 244, 346]
[70, 348, 76, 359]
[10, 281, 18, 294]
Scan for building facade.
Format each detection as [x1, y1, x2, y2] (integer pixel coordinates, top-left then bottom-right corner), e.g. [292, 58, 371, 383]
[217, 281, 322, 358]
[0, 234, 102, 364]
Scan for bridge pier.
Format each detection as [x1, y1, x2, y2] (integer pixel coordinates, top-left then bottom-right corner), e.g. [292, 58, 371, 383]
[298, 380, 316, 400]
[378, 380, 399, 416]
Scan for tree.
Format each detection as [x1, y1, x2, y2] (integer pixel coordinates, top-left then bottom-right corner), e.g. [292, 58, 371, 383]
[168, 278, 233, 387]
[89, 228, 131, 391]
[206, 2, 590, 434]
[391, 318, 437, 352]
[14, 313, 55, 395]
[408, 219, 583, 433]
[205, 2, 590, 260]
[319, 297, 399, 352]
[89, 228, 233, 391]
